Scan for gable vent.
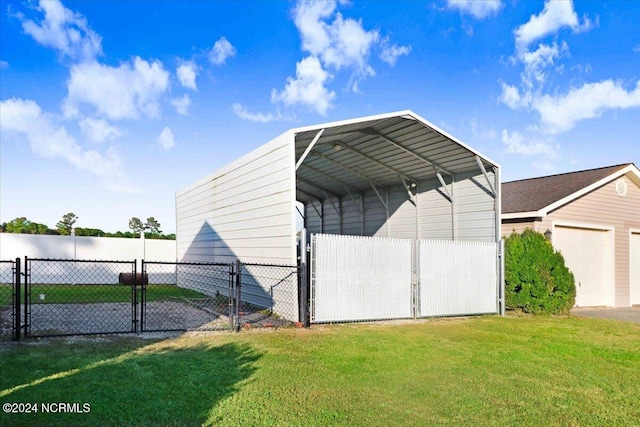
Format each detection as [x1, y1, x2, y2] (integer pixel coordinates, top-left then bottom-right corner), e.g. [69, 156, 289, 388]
[616, 178, 627, 197]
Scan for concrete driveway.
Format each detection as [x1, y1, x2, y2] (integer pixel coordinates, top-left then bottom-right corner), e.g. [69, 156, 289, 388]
[572, 307, 640, 324]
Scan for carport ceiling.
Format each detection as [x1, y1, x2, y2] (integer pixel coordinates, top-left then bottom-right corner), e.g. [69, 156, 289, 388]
[293, 110, 498, 202]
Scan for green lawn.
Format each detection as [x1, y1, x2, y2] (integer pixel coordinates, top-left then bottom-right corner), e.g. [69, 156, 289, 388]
[1, 315, 639, 426]
[0, 284, 208, 305]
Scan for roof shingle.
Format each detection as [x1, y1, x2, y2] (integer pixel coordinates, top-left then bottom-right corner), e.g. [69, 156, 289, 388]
[502, 164, 631, 214]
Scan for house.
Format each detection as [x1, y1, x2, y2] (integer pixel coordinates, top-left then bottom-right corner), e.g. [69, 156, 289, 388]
[502, 163, 640, 308]
[176, 110, 504, 322]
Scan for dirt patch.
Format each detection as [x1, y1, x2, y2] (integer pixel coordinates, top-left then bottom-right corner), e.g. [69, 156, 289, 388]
[26, 300, 230, 336]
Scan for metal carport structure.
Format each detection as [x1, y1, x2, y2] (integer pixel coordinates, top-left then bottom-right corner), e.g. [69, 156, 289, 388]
[176, 110, 503, 322]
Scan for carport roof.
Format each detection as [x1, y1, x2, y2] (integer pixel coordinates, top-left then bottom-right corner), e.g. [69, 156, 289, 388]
[291, 110, 499, 202]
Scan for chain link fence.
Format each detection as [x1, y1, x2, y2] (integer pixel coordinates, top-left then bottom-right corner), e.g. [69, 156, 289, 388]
[25, 258, 137, 337]
[12, 258, 305, 338]
[142, 261, 234, 332]
[0, 260, 17, 341]
[237, 263, 300, 329]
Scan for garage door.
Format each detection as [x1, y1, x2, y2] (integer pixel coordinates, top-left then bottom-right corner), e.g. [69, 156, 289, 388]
[553, 225, 614, 307]
[631, 232, 640, 306]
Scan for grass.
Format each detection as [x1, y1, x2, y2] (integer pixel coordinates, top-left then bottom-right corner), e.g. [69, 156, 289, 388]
[0, 315, 639, 426]
[0, 284, 208, 305]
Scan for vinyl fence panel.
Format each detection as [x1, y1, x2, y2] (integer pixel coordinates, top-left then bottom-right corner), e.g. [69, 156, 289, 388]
[311, 234, 412, 322]
[419, 239, 498, 317]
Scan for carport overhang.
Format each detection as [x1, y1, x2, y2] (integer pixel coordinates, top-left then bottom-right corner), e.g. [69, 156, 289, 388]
[291, 110, 502, 242]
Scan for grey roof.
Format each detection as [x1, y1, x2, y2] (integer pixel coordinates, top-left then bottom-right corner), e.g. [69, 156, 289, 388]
[293, 111, 499, 202]
[502, 163, 632, 214]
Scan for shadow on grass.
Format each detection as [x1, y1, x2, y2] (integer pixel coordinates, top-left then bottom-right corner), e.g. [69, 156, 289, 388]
[0, 338, 261, 426]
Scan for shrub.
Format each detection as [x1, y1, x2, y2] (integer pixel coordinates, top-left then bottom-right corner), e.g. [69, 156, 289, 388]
[504, 229, 575, 314]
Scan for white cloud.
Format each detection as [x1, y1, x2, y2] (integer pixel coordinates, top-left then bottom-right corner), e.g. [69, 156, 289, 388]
[271, 56, 336, 115]
[0, 98, 133, 192]
[20, 0, 102, 61]
[501, 129, 558, 158]
[294, 0, 379, 89]
[500, 82, 526, 109]
[157, 126, 175, 150]
[176, 61, 198, 90]
[379, 38, 412, 66]
[63, 57, 170, 120]
[79, 117, 122, 142]
[171, 95, 191, 116]
[232, 103, 282, 123]
[634, 45, 640, 53]
[514, 0, 593, 52]
[208, 37, 236, 65]
[520, 41, 568, 87]
[533, 80, 640, 133]
[446, 0, 503, 19]
[0, 60, 8, 69]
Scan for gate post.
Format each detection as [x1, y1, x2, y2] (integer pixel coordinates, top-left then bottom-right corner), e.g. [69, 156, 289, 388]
[133, 261, 139, 333]
[23, 256, 30, 338]
[13, 258, 21, 341]
[234, 260, 241, 332]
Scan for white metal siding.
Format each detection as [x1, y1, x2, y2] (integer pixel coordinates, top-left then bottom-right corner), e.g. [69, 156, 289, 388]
[176, 132, 295, 265]
[419, 239, 498, 316]
[453, 171, 497, 242]
[311, 234, 413, 322]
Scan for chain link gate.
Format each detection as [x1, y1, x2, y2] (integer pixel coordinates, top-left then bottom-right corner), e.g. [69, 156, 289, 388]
[141, 261, 235, 332]
[23, 257, 138, 337]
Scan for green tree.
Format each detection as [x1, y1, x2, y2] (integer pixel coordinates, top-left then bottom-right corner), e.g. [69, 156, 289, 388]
[56, 212, 78, 235]
[145, 217, 161, 235]
[3, 217, 55, 234]
[128, 217, 145, 235]
[75, 227, 105, 237]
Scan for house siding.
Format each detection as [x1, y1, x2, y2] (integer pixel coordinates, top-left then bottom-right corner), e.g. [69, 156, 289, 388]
[547, 174, 640, 307]
[502, 172, 640, 307]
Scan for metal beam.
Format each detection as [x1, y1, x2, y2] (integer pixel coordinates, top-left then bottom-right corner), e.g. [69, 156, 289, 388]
[323, 191, 340, 216]
[310, 152, 386, 188]
[370, 181, 388, 210]
[399, 174, 417, 206]
[297, 176, 341, 200]
[360, 129, 453, 176]
[334, 141, 419, 184]
[475, 156, 496, 197]
[436, 168, 452, 201]
[303, 197, 322, 219]
[299, 163, 361, 194]
[295, 128, 324, 170]
[297, 187, 324, 202]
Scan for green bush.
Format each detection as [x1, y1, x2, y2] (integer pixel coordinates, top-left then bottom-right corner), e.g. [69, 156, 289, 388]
[505, 229, 575, 314]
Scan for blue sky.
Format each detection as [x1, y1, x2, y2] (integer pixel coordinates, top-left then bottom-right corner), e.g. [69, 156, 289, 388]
[1, 0, 639, 234]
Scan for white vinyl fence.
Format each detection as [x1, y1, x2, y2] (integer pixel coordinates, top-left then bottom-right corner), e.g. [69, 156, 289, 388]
[419, 239, 498, 317]
[0, 233, 176, 262]
[311, 234, 413, 322]
[311, 234, 500, 323]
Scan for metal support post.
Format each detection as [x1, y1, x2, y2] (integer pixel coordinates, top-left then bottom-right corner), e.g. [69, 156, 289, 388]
[13, 257, 21, 341]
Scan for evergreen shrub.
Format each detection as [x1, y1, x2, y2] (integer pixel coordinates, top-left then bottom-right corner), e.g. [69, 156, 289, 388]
[504, 229, 576, 314]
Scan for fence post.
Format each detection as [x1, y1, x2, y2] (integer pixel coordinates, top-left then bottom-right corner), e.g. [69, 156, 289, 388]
[13, 257, 21, 341]
[23, 256, 29, 338]
[234, 260, 241, 332]
[133, 261, 139, 333]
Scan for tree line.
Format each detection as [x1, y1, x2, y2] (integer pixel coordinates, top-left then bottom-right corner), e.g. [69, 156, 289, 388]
[0, 213, 175, 240]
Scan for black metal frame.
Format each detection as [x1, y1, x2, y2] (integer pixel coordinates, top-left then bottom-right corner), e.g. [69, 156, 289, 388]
[6, 256, 311, 339]
[23, 257, 137, 338]
[141, 260, 236, 332]
[0, 259, 20, 341]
